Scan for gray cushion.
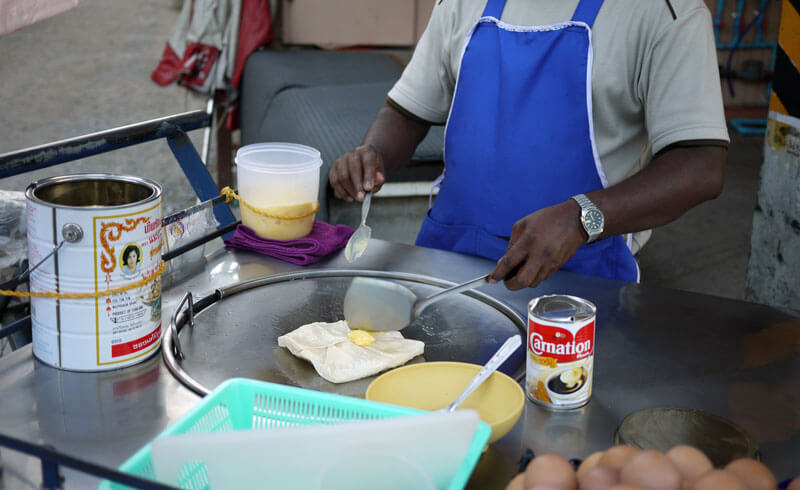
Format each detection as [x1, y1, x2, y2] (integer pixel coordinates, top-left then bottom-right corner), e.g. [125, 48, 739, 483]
[248, 81, 444, 221]
[240, 50, 404, 145]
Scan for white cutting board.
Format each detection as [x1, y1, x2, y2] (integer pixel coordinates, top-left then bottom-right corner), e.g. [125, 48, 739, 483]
[150, 410, 480, 490]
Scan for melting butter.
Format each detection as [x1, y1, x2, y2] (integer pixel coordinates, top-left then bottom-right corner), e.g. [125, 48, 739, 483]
[347, 329, 375, 347]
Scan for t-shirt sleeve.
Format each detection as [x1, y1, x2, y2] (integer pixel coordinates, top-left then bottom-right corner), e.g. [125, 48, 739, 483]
[387, 1, 455, 124]
[639, 5, 730, 154]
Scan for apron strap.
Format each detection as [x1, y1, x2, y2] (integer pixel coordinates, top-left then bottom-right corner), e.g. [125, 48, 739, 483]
[482, 0, 507, 18]
[570, 0, 605, 27]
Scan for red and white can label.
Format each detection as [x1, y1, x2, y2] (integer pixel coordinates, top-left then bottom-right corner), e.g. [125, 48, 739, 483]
[526, 295, 596, 410]
[529, 322, 594, 363]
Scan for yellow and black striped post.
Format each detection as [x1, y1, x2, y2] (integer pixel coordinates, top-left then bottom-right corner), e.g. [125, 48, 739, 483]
[768, 0, 800, 122]
[748, 0, 800, 308]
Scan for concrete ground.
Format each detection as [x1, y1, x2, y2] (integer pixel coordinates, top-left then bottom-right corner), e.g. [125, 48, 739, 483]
[0, 0, 764, 303]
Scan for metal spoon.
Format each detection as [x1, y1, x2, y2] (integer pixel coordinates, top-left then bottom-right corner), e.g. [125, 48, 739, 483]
[439, 334, 522, 413]
[344, 191, 372, 263]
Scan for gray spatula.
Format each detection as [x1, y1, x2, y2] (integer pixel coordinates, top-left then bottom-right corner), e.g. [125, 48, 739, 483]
[343, 273, 492, 331]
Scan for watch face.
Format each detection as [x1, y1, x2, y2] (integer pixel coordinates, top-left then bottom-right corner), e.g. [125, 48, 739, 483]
[584, 209, 604, 232]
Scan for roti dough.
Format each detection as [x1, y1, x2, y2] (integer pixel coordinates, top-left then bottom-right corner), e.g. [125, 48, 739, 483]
[277, 320, 424, 383]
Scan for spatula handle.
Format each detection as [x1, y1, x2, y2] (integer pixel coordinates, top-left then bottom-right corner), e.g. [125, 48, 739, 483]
[413, 273, 490, 317]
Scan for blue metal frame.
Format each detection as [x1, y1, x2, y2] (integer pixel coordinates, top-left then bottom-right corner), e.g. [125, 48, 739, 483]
[730, 118, 769, 134]
[0, 110, 236, 232]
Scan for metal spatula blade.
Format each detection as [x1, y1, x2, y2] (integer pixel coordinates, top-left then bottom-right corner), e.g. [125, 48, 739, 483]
[343, 273, 490, 332]
[343, 276, 417, 331]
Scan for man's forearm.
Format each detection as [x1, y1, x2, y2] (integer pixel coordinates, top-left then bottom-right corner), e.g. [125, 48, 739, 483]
[363, 102, 432, 173]
[586, 145, 726, 238]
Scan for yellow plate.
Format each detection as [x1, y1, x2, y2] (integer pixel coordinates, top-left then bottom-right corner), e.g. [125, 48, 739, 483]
[366, 361, 525, 444]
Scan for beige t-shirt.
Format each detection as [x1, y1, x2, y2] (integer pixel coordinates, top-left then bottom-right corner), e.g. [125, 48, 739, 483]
[389, 0, 730, 189]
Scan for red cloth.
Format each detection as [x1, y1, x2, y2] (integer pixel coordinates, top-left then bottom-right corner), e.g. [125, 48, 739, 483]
[226, 0, 273, 130]
[232, 0, 272, 90]
[151, 0, 273, 130]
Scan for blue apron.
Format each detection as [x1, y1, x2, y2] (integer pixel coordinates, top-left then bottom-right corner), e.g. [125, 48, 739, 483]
[415, 0, 639, 282]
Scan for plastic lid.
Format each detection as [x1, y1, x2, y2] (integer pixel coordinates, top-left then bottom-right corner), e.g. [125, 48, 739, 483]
[235, 143, 322, 174]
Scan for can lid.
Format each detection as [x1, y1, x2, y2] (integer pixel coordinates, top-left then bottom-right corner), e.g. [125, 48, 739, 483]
[531, 295, 595, 322]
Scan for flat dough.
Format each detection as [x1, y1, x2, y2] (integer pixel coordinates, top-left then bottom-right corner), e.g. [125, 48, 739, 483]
[277, 320, 424, 383]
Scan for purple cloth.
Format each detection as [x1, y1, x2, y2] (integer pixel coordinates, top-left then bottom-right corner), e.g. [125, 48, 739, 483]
[224, 221, 355, 266]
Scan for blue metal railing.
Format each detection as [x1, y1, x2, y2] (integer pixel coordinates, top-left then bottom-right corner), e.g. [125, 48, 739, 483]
[714, 0, 777, 134]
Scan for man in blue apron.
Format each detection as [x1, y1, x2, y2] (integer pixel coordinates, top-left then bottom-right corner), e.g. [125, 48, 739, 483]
[330, 0, 728, 289]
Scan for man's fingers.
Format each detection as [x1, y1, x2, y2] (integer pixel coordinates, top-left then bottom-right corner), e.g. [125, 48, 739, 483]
[346, 153, 365, 200]
[361, 147, 383, 192]
[504, 258, 541, 291]
[490, 250, 524, 283]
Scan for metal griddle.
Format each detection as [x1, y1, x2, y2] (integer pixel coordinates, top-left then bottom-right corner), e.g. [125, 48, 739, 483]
[162, 269, 527, 396]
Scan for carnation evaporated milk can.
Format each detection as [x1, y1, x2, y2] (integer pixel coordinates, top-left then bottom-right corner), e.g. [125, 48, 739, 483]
[26, 174, 163, 371]
[526, 294, 596, 410]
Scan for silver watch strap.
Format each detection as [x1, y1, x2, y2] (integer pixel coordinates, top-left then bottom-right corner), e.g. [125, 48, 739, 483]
[572, 193, 594, 209]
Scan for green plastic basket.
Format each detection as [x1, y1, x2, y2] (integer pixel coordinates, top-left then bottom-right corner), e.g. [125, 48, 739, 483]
[99, 378, 491, 490]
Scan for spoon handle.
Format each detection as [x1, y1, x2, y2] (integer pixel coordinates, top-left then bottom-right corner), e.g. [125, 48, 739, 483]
[445, 335, 522, 412]
[360, 191, 372, 226]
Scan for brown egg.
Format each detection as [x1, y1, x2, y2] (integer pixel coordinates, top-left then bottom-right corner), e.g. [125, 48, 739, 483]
[608, 486, 646, 490]
[579, 465, 621, 490]
[620, 449, 681, 490]
[665, 445, 713, 484]
[691, 469, 747, 490]
[577, 451, 606, 481]
[524, 453, 578, 490]
[598, 445, 638, 471]
[787, 477, 800, 490]
[505, 472, 525, 490]
[724, 458, 777, 490]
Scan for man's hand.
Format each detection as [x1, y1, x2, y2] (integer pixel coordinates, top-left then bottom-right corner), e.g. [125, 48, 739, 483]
[329, 144, 386, 202]
[329, 101, 432, 202]
[488, 145, 726, 291]
[489, 200, 587, 290]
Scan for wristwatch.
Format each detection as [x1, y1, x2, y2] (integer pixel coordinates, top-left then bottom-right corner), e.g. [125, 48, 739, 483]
[571, 194, 604, 244]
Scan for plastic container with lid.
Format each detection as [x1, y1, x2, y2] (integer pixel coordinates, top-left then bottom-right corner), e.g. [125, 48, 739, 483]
[235, 143, 323, 240]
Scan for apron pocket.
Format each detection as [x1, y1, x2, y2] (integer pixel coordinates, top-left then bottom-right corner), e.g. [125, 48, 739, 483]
[416, 210, 508, 261]
[563, 235, 638, 282]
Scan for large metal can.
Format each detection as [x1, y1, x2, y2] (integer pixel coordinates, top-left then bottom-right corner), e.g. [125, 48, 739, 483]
[26, 174, 163, 371]
[526, 294, 596, 410]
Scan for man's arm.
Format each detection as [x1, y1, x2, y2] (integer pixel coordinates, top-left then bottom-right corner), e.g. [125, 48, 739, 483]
[329, 101, 431, 202]
[489, 145, 726, 289]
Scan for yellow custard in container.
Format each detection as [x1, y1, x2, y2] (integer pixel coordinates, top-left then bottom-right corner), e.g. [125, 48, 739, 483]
[235, 143, 322, 240]
[241, 201, 316, 241]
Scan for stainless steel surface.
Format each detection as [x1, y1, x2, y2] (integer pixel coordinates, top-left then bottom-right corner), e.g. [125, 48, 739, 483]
[613, 407, 760, 467]
[442, 334, 522, 413]
[344, 191, 372, 262]
[0, 238, 798, 489]
[162, 269, 526, 396]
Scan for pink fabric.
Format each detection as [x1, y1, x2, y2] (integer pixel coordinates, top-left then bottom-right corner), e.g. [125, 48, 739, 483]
[224, 222, 354, 265]
[1, 0, 81, 37]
